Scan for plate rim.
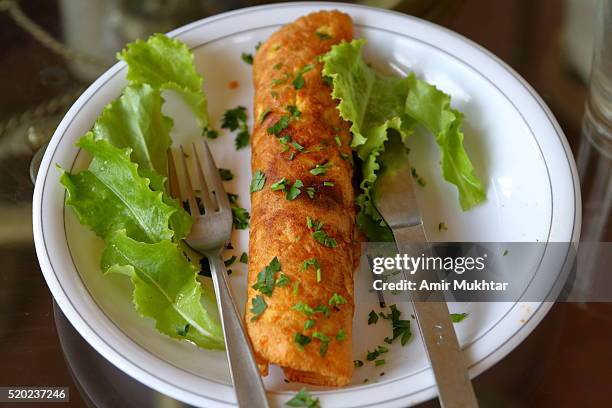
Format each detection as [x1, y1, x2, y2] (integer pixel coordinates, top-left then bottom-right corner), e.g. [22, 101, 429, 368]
[32, 2, 582, 407]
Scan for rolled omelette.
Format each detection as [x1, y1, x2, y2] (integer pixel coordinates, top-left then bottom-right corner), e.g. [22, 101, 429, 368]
[246, 11, 356, 386]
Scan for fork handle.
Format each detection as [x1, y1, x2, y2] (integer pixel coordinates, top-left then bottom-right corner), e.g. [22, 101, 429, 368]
[208, 254, 270, 408]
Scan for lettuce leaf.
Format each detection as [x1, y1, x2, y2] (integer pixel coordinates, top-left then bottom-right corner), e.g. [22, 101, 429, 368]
[322, 39, 486, 240]
[102, 230, 224, 349]
[404, 75, 486, 210]
[61, 134, 177, 243]
[61, 34, 222, 349]
[118, 33, 209, 129]
[93, 84, 172, 180]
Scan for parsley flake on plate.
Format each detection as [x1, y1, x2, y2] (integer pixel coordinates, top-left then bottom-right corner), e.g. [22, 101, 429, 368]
[368, 310, 379, 325]
[218, 168, 233, 181]
[221, 106, 247, 131]
[450, 312, 469, 323]
[224, 255, 237, 267]
[286, 388, 320, 408]
[241, 52, 253, 65]
[221, 106, 250, 149]
[380, 304, 412, 345]
[228, 193, 250, 229]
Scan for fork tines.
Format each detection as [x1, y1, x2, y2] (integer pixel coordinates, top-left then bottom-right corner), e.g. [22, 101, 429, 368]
[167, 141, 230, 217]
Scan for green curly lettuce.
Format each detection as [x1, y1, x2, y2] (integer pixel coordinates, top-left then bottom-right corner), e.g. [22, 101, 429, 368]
[118, 33, 209, 129]
[61, 34, 223, 349]
[102, 231, 224, 349]
[60, 134, 177, 243]
[322, 39, 486, 240]
[93, 83, 172, 181]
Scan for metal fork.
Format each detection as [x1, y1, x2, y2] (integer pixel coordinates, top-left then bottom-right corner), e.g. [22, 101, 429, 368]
[167, 141, 269, 408]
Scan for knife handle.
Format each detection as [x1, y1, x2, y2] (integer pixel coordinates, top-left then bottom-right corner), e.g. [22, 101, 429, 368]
[413, 301, 479, 408]
[392, 226, 479, 408]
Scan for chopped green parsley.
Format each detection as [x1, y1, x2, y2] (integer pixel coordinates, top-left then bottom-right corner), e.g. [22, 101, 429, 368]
[380, 304, 412, 346]
[286, 179, 303, 200]
[276, 273, 291, 287]
[251, 257, 281, 296]
[202, 127, 218, 139]
[250, 170, 266, 192]
[250, 295, 267, 321]
[224, 255, 237, 267]
[271, 178, 288, 191]
[267, 115, 290, 135]
[221, 106, 250, 149]
[309, 162, 331, 176]
[312, 230, 337, 248]
[336, 329, 346, 341]
[368, 310, 379, 325]
[241, 52, 253, 65]
[218, 168, 233, 181]
[294, 333, 311, 349]
[450, 313, 469, 323]
[286, 388, 320, 408]
[228, 193, 250, 229]
[328, 293, 347, 307]
[287, 105, 301, 118]
[410, 166, 426, 187]
[293, 64, 315, 90]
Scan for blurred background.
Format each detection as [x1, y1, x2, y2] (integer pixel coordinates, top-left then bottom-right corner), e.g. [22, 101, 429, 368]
[0, 0, 610, 407]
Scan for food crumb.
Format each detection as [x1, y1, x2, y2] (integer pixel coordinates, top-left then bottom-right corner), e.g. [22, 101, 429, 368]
[228, 80, 240, 89]
[438, 222, 448, 231]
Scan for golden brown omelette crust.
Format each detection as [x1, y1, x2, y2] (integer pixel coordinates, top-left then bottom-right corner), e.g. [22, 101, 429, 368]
[246, 10, 355, 387]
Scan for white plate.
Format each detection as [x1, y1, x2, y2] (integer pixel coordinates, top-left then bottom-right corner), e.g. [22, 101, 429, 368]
[32, 2, 580, 407]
